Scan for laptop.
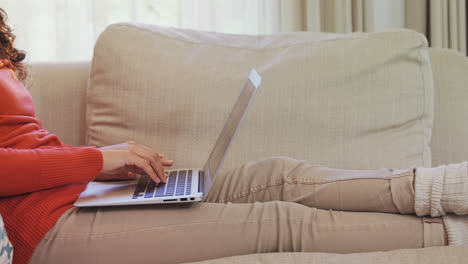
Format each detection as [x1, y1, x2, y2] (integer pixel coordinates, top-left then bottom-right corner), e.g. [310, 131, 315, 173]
[74, 69, 262, 207]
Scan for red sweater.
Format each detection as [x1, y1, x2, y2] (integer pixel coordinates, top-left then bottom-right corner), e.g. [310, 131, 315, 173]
[0, 65, 103, 264]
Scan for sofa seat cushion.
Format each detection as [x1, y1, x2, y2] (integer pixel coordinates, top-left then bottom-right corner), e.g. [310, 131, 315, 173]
[86, 23, 434, 171]
[183, 246, 468, 264]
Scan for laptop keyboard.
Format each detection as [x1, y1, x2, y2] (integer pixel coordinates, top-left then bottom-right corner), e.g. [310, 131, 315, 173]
[133, 170, 193, 199]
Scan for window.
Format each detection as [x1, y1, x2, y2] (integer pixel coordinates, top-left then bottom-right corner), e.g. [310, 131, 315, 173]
[0, 0, 265, 62]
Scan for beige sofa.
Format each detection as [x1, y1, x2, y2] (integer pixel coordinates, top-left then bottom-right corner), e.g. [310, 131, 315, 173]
[23, 23, 468, 263]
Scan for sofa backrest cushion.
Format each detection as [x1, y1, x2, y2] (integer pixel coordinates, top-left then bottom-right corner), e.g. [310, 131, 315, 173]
[429, 48, 468, 166]
[86, 23, 434, 171]
[28, 62, 90, 146]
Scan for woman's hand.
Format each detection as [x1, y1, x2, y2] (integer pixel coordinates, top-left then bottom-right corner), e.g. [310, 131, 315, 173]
[97, 141, 173, 183]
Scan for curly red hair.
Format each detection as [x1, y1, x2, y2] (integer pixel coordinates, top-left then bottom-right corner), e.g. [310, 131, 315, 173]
[0, 8, 27, 82]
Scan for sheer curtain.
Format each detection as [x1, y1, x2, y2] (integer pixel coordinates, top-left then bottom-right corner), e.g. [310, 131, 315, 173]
[0, 0, 184, 62]
[2, 0, 284, 62]
[406, 0, 467, 55]
[0, 0, 466, 62]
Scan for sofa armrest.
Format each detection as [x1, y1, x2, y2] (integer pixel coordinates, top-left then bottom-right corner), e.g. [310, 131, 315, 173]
[429, 48, 468, 166]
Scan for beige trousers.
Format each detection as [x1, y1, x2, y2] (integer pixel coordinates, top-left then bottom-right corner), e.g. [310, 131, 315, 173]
[29, 157, 446, 264]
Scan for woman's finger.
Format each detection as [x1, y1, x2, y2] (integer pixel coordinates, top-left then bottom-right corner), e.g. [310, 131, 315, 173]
[128, 172, 136, 179]
[137, 145, 172, 167]
[114, 171, 137, 180]
[161, 159, 174, 167]
[131, 146, 167, 183]
[132, 156, 160, 183]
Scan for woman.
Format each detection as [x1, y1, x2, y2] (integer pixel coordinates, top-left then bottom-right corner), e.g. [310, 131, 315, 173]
[0, 8, 466, 264]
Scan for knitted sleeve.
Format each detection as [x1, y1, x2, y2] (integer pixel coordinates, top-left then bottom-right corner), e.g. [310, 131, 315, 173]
[0, 146, 102, 197]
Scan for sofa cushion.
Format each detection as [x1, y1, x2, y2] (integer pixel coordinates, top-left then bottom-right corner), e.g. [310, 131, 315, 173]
[29, 62, 91, 146]
[86, 23, 433, 171]
[0, 214, 13, 264]
[183, 246, 468, 264]
[429, 48, 468, 166]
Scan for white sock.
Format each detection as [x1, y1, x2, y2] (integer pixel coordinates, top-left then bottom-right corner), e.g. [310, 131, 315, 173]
[414, 161, 468, 217]
[442, 214, 468, 245]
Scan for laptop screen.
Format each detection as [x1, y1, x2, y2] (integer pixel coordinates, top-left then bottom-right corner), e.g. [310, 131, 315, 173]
[202, 69, 262, 193]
